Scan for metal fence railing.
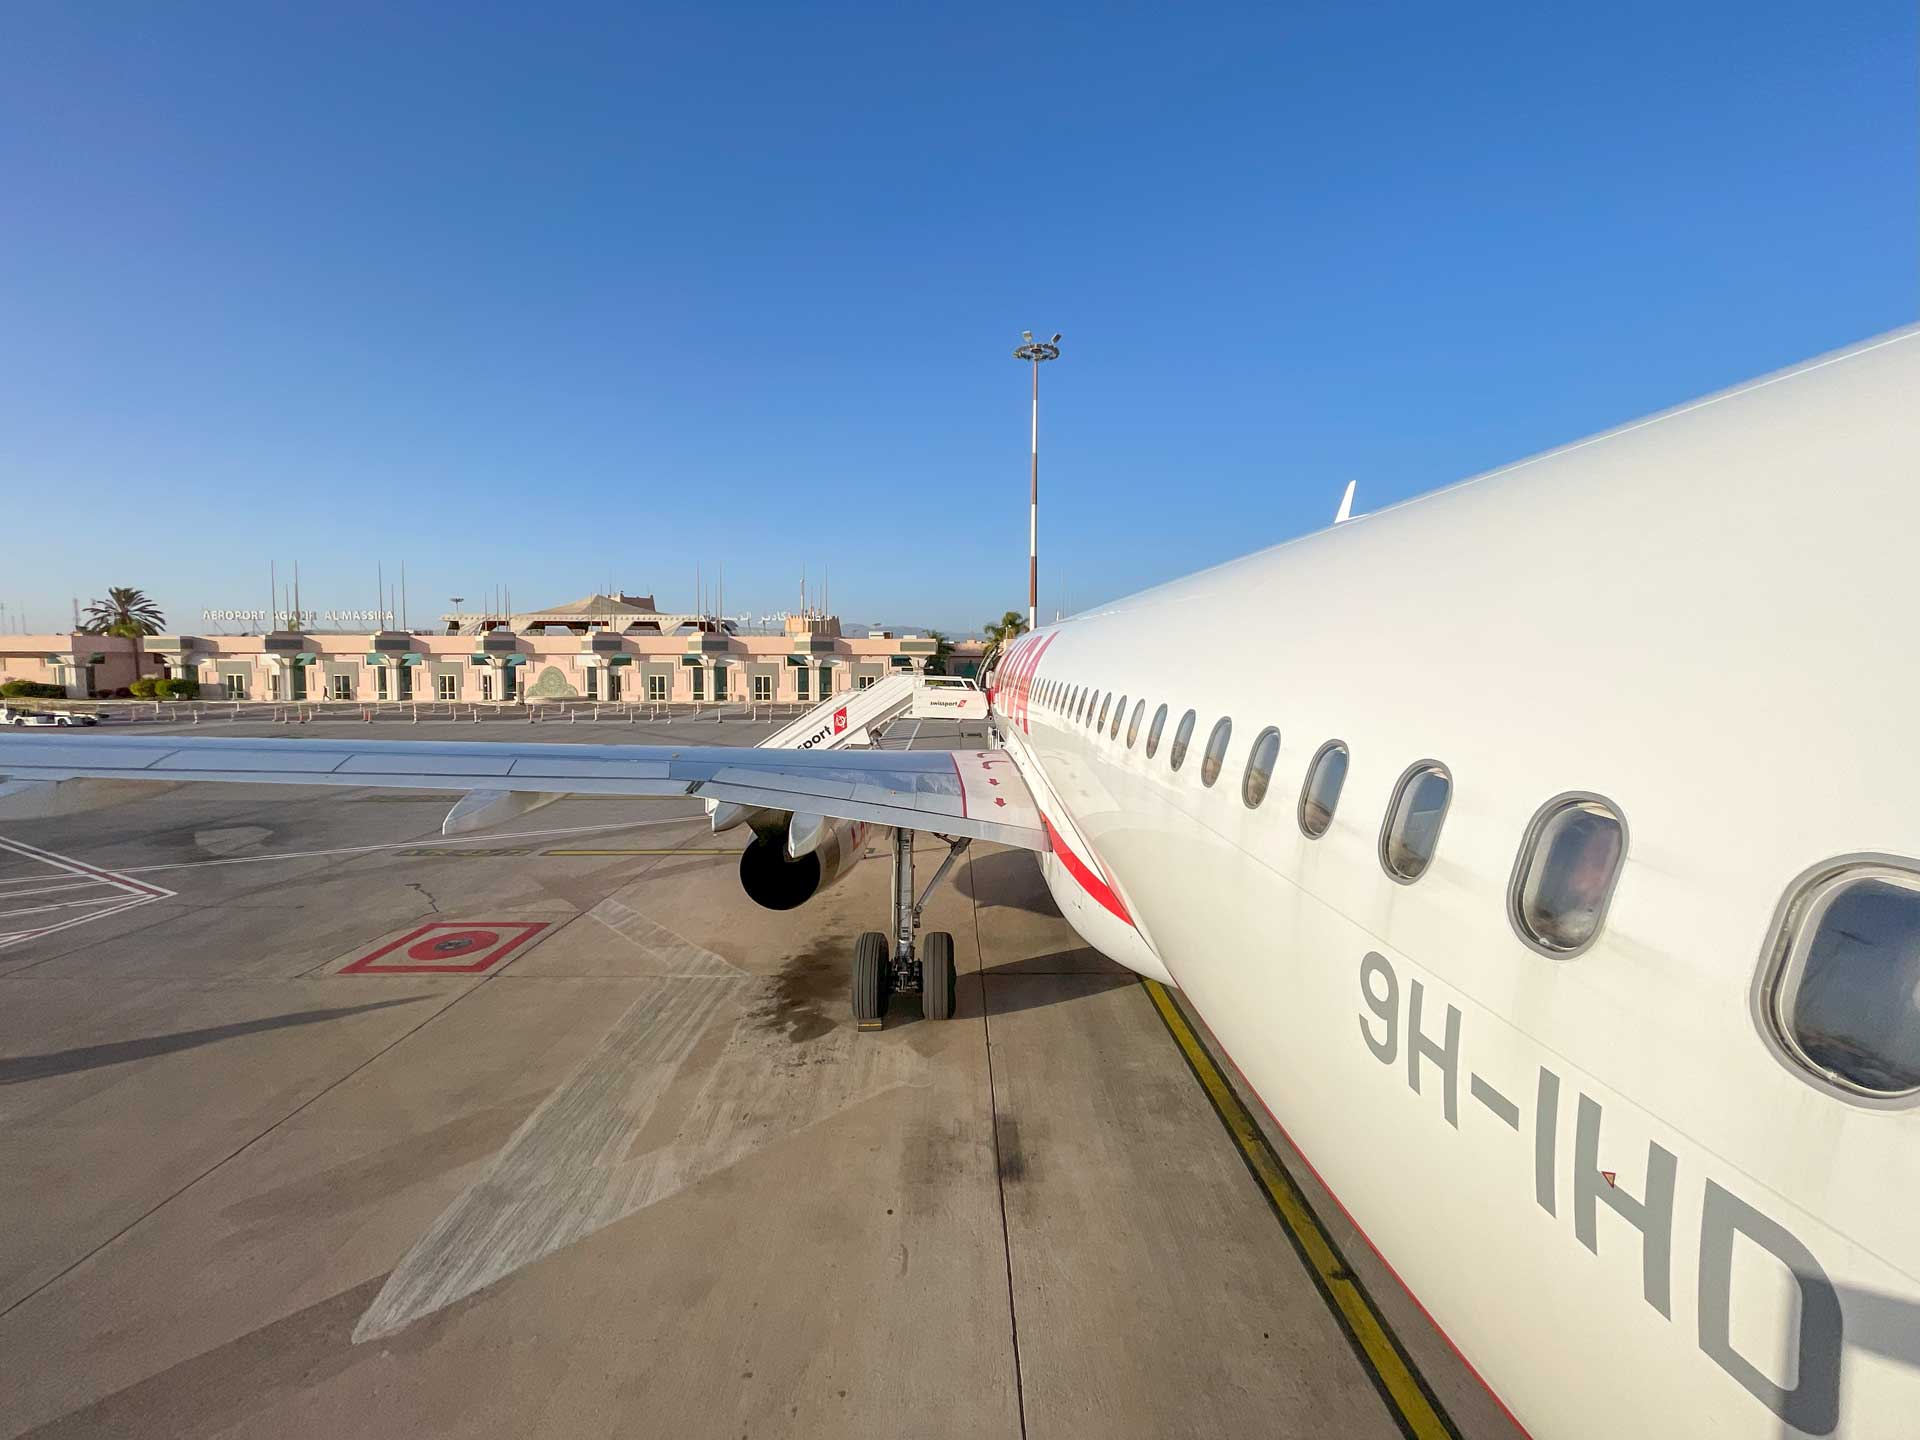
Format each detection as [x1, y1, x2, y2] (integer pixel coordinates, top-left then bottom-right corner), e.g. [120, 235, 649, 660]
[3, 698, 817, 728]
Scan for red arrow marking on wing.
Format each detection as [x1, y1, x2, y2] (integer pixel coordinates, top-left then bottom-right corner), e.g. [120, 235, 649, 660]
[1601, 1171, 1617, 1188]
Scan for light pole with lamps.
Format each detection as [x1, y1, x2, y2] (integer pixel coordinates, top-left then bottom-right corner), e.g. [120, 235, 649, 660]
[1012, 331, 1061, 633]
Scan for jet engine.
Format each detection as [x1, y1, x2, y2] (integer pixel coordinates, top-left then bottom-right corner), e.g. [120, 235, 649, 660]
[738, 811, 873, 911]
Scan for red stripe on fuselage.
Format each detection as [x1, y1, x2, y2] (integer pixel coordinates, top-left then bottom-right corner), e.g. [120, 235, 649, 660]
[1042, 816, 1133, 926]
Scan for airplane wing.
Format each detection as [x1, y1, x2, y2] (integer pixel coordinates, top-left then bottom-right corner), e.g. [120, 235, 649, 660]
[0, 734, 1049, 851]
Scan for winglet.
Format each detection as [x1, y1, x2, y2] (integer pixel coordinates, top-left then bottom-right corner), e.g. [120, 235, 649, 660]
[1334, 480, 1357, 525]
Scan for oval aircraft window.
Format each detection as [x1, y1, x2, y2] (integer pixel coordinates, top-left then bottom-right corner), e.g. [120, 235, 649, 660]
[1298, 740, 1349, 838]
[1094, 693, 1109, 730]
[1074, 688, 1086, 723]
[1763, 860, 1920, 1099]
[1126, 699, 1145, 749]
[1168, 709, 1197, 771]
[1380, 762, 1452, 883]
[1200, 717, 1233, 788]
[1242, 727, 1281, 809]
[1145, 704, 1169, 758]
[1509, 796, 1627, 957]
[1110, 695, 1127, 740]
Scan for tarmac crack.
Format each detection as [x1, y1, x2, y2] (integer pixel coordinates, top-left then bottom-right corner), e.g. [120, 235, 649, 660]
[971, 846, 1030, 1440]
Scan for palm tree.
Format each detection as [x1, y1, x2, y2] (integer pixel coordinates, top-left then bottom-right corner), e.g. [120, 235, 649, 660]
[983, 610, 1027, 649]
[81, 587, 165, 681]
[924, 630, 955, 676]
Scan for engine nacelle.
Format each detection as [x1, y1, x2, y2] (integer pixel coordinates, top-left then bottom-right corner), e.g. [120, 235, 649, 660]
[738, 812, 873, 911]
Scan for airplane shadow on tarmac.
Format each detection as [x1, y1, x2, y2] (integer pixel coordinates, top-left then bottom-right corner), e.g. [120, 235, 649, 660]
[954, 847, 1060, 915]
[0, 996, 431, 1086]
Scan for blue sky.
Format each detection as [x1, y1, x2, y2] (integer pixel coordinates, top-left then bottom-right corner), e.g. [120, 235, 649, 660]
[1, 2, 1913, 635]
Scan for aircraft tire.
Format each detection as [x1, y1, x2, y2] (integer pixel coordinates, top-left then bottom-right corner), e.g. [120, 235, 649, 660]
[852, 931, 890, 1029]
[921, 932, 957, 1021]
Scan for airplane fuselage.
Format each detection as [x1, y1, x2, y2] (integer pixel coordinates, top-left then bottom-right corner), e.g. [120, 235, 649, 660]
[987, 328, 1920, 1438]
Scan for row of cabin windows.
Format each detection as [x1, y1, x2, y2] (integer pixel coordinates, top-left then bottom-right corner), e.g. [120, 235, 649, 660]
[1029, 672, 1920, 1106]
[1033, 677, 1603, 921]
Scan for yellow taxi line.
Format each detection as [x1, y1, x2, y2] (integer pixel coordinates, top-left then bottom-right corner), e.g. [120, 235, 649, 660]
[1142, 978, 1462, 1440]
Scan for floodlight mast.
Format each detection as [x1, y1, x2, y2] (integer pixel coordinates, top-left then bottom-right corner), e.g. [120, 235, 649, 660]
[1011, 332, 1061, 632]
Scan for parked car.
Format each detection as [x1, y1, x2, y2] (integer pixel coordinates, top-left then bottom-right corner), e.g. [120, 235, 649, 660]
[0, 705, 98, 727]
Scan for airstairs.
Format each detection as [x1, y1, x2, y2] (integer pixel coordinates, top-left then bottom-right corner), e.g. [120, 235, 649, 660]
[756, 672, 986, 753]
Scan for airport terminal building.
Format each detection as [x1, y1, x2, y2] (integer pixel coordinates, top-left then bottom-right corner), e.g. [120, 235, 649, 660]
[0, 592, 983, 704]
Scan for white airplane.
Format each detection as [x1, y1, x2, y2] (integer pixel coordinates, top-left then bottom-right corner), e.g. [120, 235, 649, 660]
[2, 325, 1917, 1437]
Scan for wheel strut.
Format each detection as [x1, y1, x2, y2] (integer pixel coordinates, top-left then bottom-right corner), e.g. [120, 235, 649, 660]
[888, 828, 969, 989]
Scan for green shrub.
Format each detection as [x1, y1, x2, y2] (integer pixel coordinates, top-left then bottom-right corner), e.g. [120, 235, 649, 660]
[156, 677, 200, 700]
[129, 677, 161, 698]
[0, 679, 67, 699]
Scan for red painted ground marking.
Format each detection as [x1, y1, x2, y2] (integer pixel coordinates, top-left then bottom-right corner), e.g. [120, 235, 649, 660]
[341, 920, 549, 974]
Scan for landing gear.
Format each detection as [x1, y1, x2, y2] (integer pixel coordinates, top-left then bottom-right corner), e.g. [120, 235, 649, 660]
[921, 931, 956, 1021]
[852, 932, 890, 1030]
[847, 827, 969, 1029]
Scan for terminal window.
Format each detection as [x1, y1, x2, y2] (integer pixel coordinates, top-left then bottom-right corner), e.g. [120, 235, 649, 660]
[647, 674, 667, 701]
[858, 675, 876, 690]
[796, 668, 810, 701]
[331, 674, 353, 701]
[753, 675, 772, 702]
[224, 674, 246, 700]
[437, 674, 457, 702]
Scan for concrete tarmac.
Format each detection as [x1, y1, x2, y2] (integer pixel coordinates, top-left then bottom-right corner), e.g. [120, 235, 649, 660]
[0, 721, 1521, 1439]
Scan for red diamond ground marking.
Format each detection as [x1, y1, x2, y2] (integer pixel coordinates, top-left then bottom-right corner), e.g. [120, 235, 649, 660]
[341, 920, 550, 975]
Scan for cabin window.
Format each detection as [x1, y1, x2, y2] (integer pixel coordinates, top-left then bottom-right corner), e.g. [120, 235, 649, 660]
[1110, 695, 1127, 740]
[1126, 699, 1145, 749]
[1200, 718, 1233, 788]
[1298, 741, 1349, 838]
[1509, 796, 1627, 956]
[1380, 762, 1452, 883]
[1072, 688, 1084, 722]
[1094, 693, 1107, 730]
[1145, 704, 1169, 758]
[1242, 727, 1281, 809]
[1169, 709, 1197, 771]
[1762, 859, 1920, 1099]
